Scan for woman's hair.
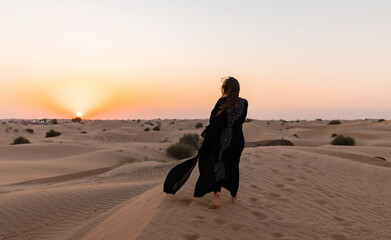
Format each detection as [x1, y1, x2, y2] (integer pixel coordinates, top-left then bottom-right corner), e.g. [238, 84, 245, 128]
[217, 76, 240, 115]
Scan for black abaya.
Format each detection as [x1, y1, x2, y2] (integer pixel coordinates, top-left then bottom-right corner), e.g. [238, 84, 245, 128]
[164, 97, 248, 198]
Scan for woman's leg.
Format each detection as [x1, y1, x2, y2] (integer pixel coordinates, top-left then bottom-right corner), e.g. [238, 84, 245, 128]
[211, 185, 221, 209]
[211, 192, 220, 209]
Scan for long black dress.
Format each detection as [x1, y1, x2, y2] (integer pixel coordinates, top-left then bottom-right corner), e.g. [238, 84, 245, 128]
[164, 97, 248, 198]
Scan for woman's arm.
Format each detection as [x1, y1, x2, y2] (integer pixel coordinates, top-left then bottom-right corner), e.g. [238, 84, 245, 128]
[201, 98, 222, 138]
[238, 99, 248, 125]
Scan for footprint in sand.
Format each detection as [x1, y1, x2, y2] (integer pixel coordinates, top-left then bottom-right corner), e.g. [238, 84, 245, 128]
[268, 192, 281, 198]
[333, 216, 343, 221]
[180, 199, 193, 206]
[251, 211, 268, 220]
[272, 233, 285, 238]
[331, 234, 348, 240]
[183, 233, 200, 240]
[284, 177, 296, 182]
[194, 215, 206, 220]
[229, 223, 243, 231]
[214, 218, 226, 224]
[316, 199, 329, 205]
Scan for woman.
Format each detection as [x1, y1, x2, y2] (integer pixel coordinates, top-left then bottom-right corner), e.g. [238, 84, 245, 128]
[164, 77, 248, 209]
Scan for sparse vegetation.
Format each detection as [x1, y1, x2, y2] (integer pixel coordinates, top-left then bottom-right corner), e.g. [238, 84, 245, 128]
[45, 129, 61, 138]
[145, 122, 154, 126]
[195, 122, 203, 128]
[296, 120, 300, 123]
[102, 129, 106, 131]
[166, 133, 202, 159]
[316, 118, 323, 121]
[378, 119, 385, 122]
[80, 131, 87, 134]
[266, 122, 270, 125]
[72, 117, 82, 123]
[179, 133, 201, 150]
[153, 125, 161, 131]
[245, 118, 253, 123]
[144, 127, 150, 131]
[293, 134, 299, 138]
[25, 128, 34, 133]
[167, 142, 194, 160]
[12, 136, 31, 145]
[118, 157, 137, 165]
[331, 135, 355, 146]
[328, 120, 341, 125]
[331, 133, 337, 137]
[169, 121, 175, 125]
[50, 119, 58, 124]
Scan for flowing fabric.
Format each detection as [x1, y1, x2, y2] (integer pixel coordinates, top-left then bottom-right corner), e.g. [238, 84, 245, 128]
[163, 97, 248, 197]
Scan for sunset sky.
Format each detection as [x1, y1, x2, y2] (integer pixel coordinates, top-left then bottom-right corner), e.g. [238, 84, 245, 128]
[1, 1, 390, 120]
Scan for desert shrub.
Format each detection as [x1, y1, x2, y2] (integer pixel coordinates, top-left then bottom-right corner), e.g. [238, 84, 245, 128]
[245, 118, 253, 123]
[179, 133, 200, 150]
[25, 128, 34, 133]
[293, 134, 299, 138]
[144, 127, 150, 131]
[378, 119, 385, 122]
[331, 133, 337, 137]
[166, 143, 194, 159]
[169, 121, 175, 125]
[195, 122, 203, 128]
[50, 119, 58, 124]
[71, 117, 81, 123]
[153, 125, 160, 131]
[46, 129, 61, 138]
[328, 120, 341, 125]
[12, 136, 31, 145]
[80, 131, 87, 134]
[296, 120, 300, 123]
[316, 118, 323, 121]
[266, 122, 270, 125]
[331, 135, 355, 146]
[102, 129, 106, 131]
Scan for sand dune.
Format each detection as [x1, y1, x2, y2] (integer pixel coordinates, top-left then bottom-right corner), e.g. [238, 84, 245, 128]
[83, 146, 391, 240]
[1, 119, 390, 239]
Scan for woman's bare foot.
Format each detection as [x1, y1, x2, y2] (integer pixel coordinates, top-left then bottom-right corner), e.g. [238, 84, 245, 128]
[211, 193, 220, 209]
[231, 197, 240, 203]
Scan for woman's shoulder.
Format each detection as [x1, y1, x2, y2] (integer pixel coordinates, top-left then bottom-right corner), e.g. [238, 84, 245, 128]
[238, 97, 248, 104]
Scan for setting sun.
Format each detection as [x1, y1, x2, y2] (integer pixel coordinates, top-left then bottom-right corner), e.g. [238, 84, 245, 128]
[77, 112, 83, 118]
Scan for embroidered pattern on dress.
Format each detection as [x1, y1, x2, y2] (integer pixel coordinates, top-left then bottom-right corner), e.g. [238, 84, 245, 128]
[214, 98, 245, 182]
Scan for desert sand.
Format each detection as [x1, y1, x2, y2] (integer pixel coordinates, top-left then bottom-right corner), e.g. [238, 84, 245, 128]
[1, 118, 391, 239]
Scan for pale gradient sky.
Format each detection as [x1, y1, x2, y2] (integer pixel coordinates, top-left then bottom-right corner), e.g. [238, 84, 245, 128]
[1, 0, 390, 120]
